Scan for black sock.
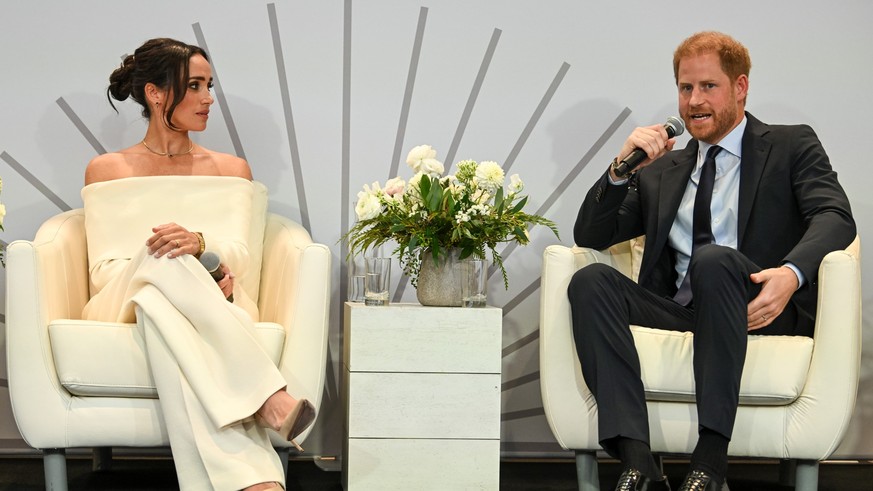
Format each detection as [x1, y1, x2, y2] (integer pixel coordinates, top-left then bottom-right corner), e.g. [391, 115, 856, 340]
[615, 437, 662, 480]
[690, 427, 729, 484]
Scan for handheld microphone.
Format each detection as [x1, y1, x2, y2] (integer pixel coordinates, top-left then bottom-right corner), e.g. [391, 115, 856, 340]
[613, 116, 686, 178]
[198, 251, 233, 302]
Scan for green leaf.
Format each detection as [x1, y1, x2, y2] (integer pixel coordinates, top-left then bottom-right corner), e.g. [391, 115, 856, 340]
[428, 180, 443, 211]
[510, 195, 528, 213]
[494, 187, 504, 214]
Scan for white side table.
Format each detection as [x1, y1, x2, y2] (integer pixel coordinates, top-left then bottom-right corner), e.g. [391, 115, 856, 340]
[342, 302, 502, 490]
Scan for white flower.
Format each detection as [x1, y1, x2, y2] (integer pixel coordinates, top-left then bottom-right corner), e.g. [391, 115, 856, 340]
[0, 202, 6, 227]
[417, 158, 444, 177]
[475, 161, 504, 192]
[406, 145, 444, 177]
[471, 188, 490, 204]
[354, 181, 384, 221]
[406, 144, 437, 166]
[384, 176, 406, 197]
[355, 191, 382, 221]
[508, 174, 524, 194]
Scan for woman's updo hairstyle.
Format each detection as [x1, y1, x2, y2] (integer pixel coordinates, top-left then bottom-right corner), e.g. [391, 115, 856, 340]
[107, 38, 209, 131]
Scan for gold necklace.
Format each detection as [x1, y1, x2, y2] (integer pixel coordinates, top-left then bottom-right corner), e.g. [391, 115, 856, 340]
[141, 139, 194, 157]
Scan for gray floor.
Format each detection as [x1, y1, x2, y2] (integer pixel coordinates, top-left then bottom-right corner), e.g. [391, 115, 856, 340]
[0, 455, 870, 490]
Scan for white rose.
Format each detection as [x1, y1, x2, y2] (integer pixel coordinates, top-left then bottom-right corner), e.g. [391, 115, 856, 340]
[406, 145, 437, 167]
[355, 191, 382, 221]
[418, 158, 444, 177]
[475, 161, 505, 192]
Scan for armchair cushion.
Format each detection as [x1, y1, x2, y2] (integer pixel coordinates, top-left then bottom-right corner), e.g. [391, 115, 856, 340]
[633, 326, 813, 405]
[48, 319, 286, 398]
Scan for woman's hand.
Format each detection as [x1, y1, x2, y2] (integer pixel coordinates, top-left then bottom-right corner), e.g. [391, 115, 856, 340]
[146, 222, 199, 258]
[217, 263, 235, 299]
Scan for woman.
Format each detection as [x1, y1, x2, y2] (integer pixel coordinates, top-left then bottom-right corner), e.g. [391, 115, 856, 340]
[82, 38, 314, 491]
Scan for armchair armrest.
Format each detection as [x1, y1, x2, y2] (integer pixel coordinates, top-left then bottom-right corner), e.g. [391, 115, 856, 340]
[6, 209, 90, 445]
[787, 236, 862, 458]
[257, 213, 331, 435]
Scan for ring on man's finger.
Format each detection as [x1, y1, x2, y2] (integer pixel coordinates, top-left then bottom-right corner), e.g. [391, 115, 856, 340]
[762, 314, 768, 321]
[174, 239, 180, 248]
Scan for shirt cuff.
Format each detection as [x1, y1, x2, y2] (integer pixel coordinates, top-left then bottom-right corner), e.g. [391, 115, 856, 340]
[783, 262, 805, 290]
[607, 172, 629, 186]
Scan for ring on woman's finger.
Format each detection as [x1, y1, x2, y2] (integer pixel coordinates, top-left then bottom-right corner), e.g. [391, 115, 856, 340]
[174, 239, 180, 248]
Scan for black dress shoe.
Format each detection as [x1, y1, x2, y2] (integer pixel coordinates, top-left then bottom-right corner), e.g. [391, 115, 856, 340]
[677, 470, 729, 491]
[615, 467, 672, 491]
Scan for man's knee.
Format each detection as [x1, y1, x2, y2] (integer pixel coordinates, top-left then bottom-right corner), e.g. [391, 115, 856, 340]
[689, 244, 752, 279]
[568, 263, 622, 301]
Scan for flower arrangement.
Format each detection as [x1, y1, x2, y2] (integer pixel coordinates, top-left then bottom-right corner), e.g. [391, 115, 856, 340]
[345, 145, 558, 288]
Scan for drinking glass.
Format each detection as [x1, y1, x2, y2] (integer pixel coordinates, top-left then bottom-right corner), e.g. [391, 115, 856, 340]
[461, 259, 487, 307]
[364, 257, 391, 306]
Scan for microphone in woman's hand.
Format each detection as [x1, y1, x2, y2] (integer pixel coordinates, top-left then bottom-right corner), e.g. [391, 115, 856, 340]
[198, 251, 233, 302]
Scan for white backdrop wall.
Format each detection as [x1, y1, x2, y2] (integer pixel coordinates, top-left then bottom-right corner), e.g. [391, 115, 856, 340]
[1, 0, 871, 459]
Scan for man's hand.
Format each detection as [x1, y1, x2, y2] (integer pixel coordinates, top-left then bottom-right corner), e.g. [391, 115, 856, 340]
[747, 266, 799, 330]
[609, 124, 677, 179]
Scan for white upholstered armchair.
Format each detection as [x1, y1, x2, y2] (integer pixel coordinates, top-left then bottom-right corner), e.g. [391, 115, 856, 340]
[5, 184, 331, 490]
[539, 236, 861, 491]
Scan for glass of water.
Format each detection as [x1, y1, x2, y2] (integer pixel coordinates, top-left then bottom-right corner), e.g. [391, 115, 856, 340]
[347, 255, 366, 303]
[462, 259, 487, 307]
[364, 257, 391, 306]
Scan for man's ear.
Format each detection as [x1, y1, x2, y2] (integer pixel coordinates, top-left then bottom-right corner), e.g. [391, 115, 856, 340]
[734, 74, 749, 106]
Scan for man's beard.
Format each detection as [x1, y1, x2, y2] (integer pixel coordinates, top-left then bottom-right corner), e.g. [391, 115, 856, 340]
[685, 101, 740, 144]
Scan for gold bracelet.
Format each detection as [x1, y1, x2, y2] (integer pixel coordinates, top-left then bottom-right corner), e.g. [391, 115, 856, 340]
[194, 232, 205, 258]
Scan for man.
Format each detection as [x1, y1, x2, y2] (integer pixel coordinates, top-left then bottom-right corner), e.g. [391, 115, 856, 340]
[568, 31, 855, 491]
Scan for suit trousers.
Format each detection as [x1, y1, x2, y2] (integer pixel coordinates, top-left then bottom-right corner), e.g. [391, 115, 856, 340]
[567, 244, 809, 455]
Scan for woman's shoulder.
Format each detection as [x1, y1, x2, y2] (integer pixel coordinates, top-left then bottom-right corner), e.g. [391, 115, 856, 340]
[85, 150, 139, 184]
[204, 149, 252, 180]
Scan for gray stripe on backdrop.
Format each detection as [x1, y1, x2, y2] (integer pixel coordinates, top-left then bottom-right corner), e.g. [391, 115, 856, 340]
[501, 407, 545, 421]
[192, 23, 247, 161]
[56, 97, 107, 155]
[0, 378, 6, 388]
[502, 62, 571, 173]
[388, 8, 429, 304]
[488, 106, 633, 279]
[502, 371, 540, 391]
[388, 6, 428, 180]
[443, 28, 502, 168]
[1, 152, 71, 211]
[267, 3, 311, 232]
[502, 277, 540, 316]
[503, 329, 539, 358]
[340, 0, 353, 308]
[0, 312, 5, 324]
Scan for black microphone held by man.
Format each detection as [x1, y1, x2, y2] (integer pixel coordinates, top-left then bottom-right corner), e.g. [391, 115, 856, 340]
[612, 116, 685, 178]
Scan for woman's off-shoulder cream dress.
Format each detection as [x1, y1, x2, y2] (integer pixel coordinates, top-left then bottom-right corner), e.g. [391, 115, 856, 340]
[82, 176, 286, 491]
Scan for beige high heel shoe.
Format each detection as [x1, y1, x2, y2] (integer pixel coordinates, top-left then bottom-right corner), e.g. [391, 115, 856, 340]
[281, 398, 316, 451]
[257, 398, 316, 451]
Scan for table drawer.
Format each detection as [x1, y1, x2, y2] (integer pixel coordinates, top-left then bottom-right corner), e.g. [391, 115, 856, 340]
[344, 303, 502, 373]
[346, 372, 500, 439]
[344, 438, 500, 490]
